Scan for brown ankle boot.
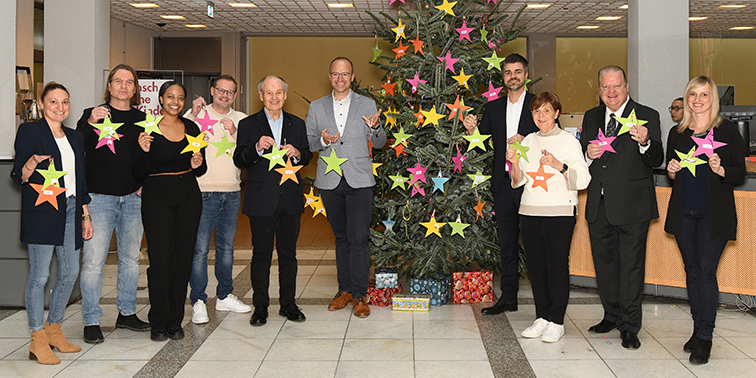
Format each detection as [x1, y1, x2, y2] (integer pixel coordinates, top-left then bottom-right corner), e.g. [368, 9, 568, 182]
[29, 329, 60, 365]
[45, 322, 81, 353]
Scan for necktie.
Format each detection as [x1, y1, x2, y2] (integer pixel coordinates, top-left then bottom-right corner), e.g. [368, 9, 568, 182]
[606, 113, 619, 137]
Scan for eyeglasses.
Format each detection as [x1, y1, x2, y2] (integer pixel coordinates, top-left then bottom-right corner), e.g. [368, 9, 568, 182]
[214, 87, 236, 96]
[330, 72, 352, 79]
[668, 106, 683, 112]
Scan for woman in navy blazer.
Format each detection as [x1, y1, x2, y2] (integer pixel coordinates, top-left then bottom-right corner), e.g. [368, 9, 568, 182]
[10, 82, 93, 365]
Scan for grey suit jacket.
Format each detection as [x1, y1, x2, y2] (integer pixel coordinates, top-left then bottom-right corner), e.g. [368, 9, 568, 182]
[306, 91, 387, 190]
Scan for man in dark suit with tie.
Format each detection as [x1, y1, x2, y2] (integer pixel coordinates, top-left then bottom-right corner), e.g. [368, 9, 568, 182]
[463, 53, 538, 315]
[234, 75, 313, 326]
[579, 66, 664, 349]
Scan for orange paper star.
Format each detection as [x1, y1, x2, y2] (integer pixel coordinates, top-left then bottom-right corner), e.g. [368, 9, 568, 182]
[474, 196, 486, 221]
[526, 164, 555, 192]
[393, 143, 408, 157]
[414, 110, 425, 126]
[274, 159, 302, 185]
[411, 34, 425, 55]
[445, 95, 471, 122]
[381, 81, 397, 96]
[392, 41, 408, 59]
[31, 183, 67, 210]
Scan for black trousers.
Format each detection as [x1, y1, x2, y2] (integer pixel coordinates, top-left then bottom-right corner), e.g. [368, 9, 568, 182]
[588, 198, 649, 333]
[142, 174, 202, 332]
[520, 215, 576, 325]
[493, 186, 524, 301]
[320, 177, 373, 298]
[248, 199, 300, 308]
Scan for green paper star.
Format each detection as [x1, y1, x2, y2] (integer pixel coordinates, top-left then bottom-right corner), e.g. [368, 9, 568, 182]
[467, 170, 491, 188]
[482, 51, 505, 71]
[389, 173, 409, 190]
[91, 117, 124, 141]
[508, 139, 530, 162]
[135, 114, 163, 135]
[262, 145, 290, 170]
[480, 29, 489, 43]
[463, 127, 491, 152]
[372, 43, 383, 62]
[524, 78, 532, 92]
[676, 147, 706, 177]
[321, 149, 348, 176]
[449, 214, 470, 238]
[392, 127, 413, 147]
[211, 134, 236, 158]
[36, 158, 67, 188]
[615, 109, 648, 136]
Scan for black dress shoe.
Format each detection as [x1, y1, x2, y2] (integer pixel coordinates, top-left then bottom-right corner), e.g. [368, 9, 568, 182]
[620, 330, 641, 349]
[689, 337, 712, 365]
[167, 327, 184, 340]
[480, 297, 517, 315]
[116, 313, 150, 332]
[683, 330, 699, 353]
[83, 325, 104, 344]
[249, 307, 268, 327]
[588, 319, 617, 334]
[150, 330, 168, 342]
[279, 303, 306, 322]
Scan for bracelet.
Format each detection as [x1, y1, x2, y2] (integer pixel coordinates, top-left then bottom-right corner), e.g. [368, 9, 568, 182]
[82, 215, 91, 221]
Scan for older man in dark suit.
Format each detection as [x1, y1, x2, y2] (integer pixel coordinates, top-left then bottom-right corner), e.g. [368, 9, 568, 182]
[234, 75, 313, 326]
[579, 66, 664, 349]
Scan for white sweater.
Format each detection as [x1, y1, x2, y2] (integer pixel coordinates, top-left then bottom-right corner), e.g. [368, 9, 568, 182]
[512, 127, 591, 216]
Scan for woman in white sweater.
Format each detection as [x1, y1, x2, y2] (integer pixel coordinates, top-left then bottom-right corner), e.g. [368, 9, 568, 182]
[507, 91, 591, 343]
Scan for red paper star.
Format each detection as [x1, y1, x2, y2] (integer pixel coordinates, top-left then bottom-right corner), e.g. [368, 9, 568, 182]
[31, 183, 67, 210]
[445, 95, 472, 122]
[194, 109, 218, 136]
[411, 34, 425, 55]
[392, 41, 408, 59]
[381, 81, 397, 96]
[474, 196, 486, 221]
[526, 165, 555, 192]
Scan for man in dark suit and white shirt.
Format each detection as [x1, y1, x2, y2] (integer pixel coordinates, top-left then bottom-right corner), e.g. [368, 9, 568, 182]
[579, 66, 664, 349]
[306, 57, 386, 318]
[463, 53, 538, 315]
[234, 75, 313, 326]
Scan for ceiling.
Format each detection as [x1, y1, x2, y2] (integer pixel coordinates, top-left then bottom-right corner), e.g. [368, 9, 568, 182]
[108, 0, 756, 37]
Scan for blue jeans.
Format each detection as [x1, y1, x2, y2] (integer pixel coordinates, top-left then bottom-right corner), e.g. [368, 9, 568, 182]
[79, 192, 143, 326]
[26, 196, 80, 332]
[189, 191, 241, 304]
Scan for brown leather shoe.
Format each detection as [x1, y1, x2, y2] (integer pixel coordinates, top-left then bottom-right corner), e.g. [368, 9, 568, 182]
[328, 291, 353, 311]
[353, 297, 371, 318]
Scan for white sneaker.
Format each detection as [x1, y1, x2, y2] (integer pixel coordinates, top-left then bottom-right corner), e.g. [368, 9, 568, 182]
[192, 301, 209, 324]
[215, 294, 252, 313]
[541, 322, 565, 343]
[522, 318, 550, 338]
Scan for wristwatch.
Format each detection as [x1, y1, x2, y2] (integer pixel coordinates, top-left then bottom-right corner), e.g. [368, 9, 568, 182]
[559, 163, 568, 174]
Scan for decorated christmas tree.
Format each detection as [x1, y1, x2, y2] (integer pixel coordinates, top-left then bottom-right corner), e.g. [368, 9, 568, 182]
[354, 0, 528, 279]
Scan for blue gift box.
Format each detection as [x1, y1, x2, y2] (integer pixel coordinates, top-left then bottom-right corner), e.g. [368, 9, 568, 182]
[375, 267, 398, 289]
[409, 277, 450, 306]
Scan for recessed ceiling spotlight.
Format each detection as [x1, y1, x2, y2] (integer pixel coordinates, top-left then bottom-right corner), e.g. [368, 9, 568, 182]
[596, 16, 622, 21]
[730, 26, 754, 30]
[130, 3, 159, 8]
[185, 24, 207, 28]
[228, 2, 257, 7]
[160, 15, 186, 20]
[689, 16, 709, 21]
[619, 4, 628, 9]
[526, 4, 551, 9]
[577, 25, 600, 29]
[327, 3, 354, 8]
[718, 4, 747, 9]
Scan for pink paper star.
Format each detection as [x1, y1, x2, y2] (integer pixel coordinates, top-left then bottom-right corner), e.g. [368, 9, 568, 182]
[589, 129, 617, 158]
[406, 72, 427, 94]
[411, 183, 426, 197]
[407, 162, 428, 185]
[195, 109, 218, 136]
[487, 0, 497, 3]
[390, 0, 405, 3]
[437, 51, 459, 73]
[481, 81, 503, 102]
[452, 145, 467, 173]
[692, 129, 727, 158]
[455, 20, 474, 42]
[94, 130, 123, 154]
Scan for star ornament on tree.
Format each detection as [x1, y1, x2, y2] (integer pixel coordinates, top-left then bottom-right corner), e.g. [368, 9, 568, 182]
[389, 173, 409, 190]
[508, 138, 530, 162]
[135, 114, 163, 135]
[526, 164, 555, 192]
[31, 183, 67, 210]
[464, 127, 492, 152]
[692, 129, 727, 158]
[392, 127, 413, 147]
[482, 81, 503, 102]
[372, 162, 382, 176]
[414, 110, 425, 126]
[274, 159, 302, 185]
[407, 162, 428, 185]
[383, 216, 396, 232]
[392, 19, 406, 42]
[421, 105, 444, 127]
[392, 41, 408, 59]
[434, 0, 457, 16]
[411, 34, 424, 55]
[420, 212, 446, 238]
[181, 132, 209, 155]
[452, 145, 467, 173]
[406, 72, 427, 94]
[321, 149, 348, 176]
[194, 109, 219, 136]
[468, 170, 491, 188]
[91, 117, 124, 142]
[615, 109, 648, 136]
[474, 196, 486, 221]
[381, 81, 397, 96]
[94, 130, 123, 154]
[371, 43, 383, 62]
[36, 158, 67, 188]
[482, 51, 505, 71]
[452, 68, 473, 89]
[455, 20, 474, 42]
[389, 0, 405, 5]
[385, 106, 399, 129]
[589, 129, 617, 158]
[446, 95, 471, 122]
[410, 182, 426, 197]
[211, 134, 236, 158]
[431, 172, 449, 194]
[437, 51, 459, 73]
[262, 144, 290, 170]
[676, 147, 707, 176]
[449, 214, 470, 238]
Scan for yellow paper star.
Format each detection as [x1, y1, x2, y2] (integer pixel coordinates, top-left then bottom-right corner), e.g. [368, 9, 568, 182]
[311, 198, 326, 218]
[274, 159, 302, 185]
[304, 187, 318, 209]
[372, 162, 383, 176]
[463, 127, 491, 151]
[385, 106, 399, 130]
[420, 213, 447, 238]
[421, 105, 444, 127]
[392, 19, 407, 42]
[435, 0, 457, 16]
[181, 132, 208, 154]
[452, 68, 473, 89]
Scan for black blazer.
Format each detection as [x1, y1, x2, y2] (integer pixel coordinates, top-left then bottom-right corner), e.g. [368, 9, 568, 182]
[234, 109, 313, 218]
[478, 92, 539, 193]
[11, 119, 90, 249]
[579, 98, 664, 225]
[664, 119, 746, 240]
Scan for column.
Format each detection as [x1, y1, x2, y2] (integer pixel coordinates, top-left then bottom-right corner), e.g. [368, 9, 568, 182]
[528, 34, 557, 94]
[1, 1, 17, 158]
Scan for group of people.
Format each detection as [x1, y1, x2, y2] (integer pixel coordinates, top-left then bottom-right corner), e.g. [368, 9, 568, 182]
[463, 54, 745, 365]
[12, 53, 745, 367]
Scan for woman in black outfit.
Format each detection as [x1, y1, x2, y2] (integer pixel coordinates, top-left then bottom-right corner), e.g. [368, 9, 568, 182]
[665, 76, 746, 365]
[135, 81, 207, 341]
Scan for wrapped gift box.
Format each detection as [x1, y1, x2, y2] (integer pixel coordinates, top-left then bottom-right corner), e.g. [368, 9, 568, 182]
[367, 279, 403, 307]
[409, 277, 450, 306]
[392, 294, 430, 311]
[375, 267, 398, 289]
[451, 270, 494, 304]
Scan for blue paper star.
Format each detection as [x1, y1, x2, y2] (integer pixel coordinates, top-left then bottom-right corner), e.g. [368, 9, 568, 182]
[431, 175, 450, 194]
[382, 216, 396, 232]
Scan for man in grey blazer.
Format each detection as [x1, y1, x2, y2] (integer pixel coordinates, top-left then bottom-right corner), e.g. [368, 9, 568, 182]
[306, 57, 386, 318]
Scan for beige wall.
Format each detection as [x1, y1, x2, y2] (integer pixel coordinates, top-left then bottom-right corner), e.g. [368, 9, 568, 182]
[689, 38, 756, 106]
[109, 19, 152, 70]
